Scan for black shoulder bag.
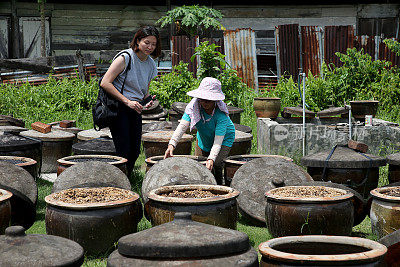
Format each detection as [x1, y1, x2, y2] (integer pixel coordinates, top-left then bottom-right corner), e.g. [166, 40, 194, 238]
[92, 51, 132, 130]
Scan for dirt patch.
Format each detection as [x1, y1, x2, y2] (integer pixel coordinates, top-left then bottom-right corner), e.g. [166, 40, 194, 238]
[161, 189, 222, 198]
[382, 187, 400, 197]
[51, 187, 134, 204]
[272, 186, 345, 198]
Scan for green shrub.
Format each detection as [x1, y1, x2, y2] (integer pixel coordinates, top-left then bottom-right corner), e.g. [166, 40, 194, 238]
[0, 75, 98, 129]
[149, 62, 198, 109]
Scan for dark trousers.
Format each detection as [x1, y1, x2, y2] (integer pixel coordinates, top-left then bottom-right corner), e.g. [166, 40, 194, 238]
[109, 105, 142, 176]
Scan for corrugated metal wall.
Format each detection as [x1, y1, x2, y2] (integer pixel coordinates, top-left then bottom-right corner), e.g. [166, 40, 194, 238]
[301, 26, 321, 76]
[275, 24, 300, 81]
[324, 26, 355, 67]
[224, 28, 258, 91]
[171, 35, 198, 76]
[275, 24, 400, 79]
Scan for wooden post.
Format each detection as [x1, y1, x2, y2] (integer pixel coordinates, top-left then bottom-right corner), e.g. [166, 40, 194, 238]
[76, 49, 85, 82]
[10, 0, 20, 58]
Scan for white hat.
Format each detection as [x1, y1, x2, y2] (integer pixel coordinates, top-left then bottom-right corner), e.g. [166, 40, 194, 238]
[187, 77, 225, 101]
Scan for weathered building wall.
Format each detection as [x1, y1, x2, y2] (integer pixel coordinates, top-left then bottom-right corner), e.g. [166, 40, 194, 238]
[257, 118, 400, 162]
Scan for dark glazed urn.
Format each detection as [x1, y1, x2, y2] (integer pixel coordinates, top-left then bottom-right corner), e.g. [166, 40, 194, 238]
[45, 187, 143, 256]
[107, 212, 258, 266]
[146, 184, 239, 229]
[265, 186, 354, 237]
[259, 235, 386, 266]
[0, 226, 84, 266]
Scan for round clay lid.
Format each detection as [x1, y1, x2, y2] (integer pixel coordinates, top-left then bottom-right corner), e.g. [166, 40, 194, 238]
[52, 161, 131, 193]
[20, 129, 75, 141]
[141, 109, 168, 120]
[72, 138, 116, 155]
[230, 157, 313, 224]
[118, 212, 249, 258]
[142, 121, 180, 134]
[77, 128, 112, 141]
[0, 162, 37, 229]
[234, 130, 253, 142]
[293, 181, 366, 226]
[234, 123, 252, 134]
[171, 102, 187, 114]
[142, 130, 193, 142]
[300, 146, 386, 168]
[227, 105, 244, 114]
[317, 106, 348, 117]
[0, 133, 40, 152]
[0, 226, 84, 266]
[52, 125, 83, 134]
[141, 157, 216, 203]
[224, 154, 293, 165]
[387, 152, 400, 165]
[0, 126, 28, 134]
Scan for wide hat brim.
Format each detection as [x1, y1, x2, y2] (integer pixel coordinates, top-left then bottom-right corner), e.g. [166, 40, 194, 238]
[187, 89, 225, 101]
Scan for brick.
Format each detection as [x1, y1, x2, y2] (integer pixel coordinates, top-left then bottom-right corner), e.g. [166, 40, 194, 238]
[348, 139, 368, 153]
[31, 122, 52, 134]
[59, 120, 76, 128]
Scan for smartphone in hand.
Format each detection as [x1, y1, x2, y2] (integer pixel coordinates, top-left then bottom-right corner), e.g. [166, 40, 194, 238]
[140, 95, 155, 106]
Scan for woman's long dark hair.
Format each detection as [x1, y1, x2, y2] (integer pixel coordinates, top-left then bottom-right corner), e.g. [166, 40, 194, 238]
[130, 26, 162, 58]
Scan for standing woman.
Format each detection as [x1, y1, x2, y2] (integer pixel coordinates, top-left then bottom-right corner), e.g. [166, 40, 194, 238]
[100, 26, 161, 176]
[164, 77, 235, 184]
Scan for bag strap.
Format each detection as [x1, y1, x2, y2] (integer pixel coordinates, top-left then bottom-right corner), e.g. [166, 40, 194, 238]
[118, 50, 132, 95]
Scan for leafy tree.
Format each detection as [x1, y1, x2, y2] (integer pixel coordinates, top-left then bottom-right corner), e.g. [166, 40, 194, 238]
[157, 5, 224, 38]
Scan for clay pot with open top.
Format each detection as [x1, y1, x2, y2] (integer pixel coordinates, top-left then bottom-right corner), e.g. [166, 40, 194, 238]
[0, 132, 42, 177]
[231, 157, 312, 226]
[45, 186, 142, 255]
[300, 146, 386, 199]
[265, 185, 354, 237]
[57, 154, 127, 176]
[146, 184, 239, 229]
[370, 186, 400, 239]
[0, 189, 12, 234]
[142, 130, 193, 158]
[0, 226, 84, 266]
[228, 130, 253, 156]
[259, 235, 387, 266]
[0, 162, 37, 230]
[0, 156, 37, 181]
[350, 100, 379, 120]
[253, 97, 281, 118]
[224, 154, 292, 186]
[20, 129, 74, 173]
[107, 212, 259, 266]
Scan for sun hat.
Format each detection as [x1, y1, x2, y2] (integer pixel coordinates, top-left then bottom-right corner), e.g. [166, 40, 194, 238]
[187, 77, 225, 101]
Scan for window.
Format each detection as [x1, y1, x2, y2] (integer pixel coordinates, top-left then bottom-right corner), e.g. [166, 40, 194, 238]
[358, 18, 399, 38]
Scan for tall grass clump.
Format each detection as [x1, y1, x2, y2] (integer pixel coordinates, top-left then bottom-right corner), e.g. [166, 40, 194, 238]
[0, 76, 98, 129]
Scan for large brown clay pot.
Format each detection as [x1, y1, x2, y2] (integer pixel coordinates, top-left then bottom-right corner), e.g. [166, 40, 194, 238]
[57, 154, 127, 176]
[253, 97, 281, 118]
[370, 186, 400, 239]
[142, 130, 193, 158]
[350, 100, 379, 120]
[259, 235, 387, 266]
[45, 187, 143, 255]
[146, 184, 239, 229]
[0, 189, 12, 234]
[265, 185, 354, 237]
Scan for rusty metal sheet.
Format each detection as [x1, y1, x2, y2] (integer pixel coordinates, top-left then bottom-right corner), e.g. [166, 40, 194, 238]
[170, 36, 198, 76]
[275, 24, 300, 82]
[224, 28, 259, 91]
[379, 38, 400, 68]
[324, 26, 355, 67]
[301, 26, 321, 76]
